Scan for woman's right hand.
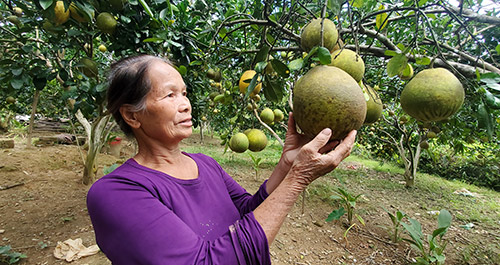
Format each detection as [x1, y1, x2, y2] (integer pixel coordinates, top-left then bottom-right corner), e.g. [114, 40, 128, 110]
[287, 128, 357, 189]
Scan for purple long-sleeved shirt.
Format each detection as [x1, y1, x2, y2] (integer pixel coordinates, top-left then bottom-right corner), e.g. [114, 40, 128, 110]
[87, 153, 271, 265]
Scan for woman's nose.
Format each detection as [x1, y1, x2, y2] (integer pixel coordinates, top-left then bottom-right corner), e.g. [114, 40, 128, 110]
[179, 97, 191, 113]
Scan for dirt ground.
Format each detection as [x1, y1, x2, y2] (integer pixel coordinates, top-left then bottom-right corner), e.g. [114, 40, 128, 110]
[0, 131, 498, 264]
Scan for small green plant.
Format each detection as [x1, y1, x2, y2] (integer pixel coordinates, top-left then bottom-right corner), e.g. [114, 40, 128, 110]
[0, 245, 27, 264]
[326, 187, 365, 246]
[402, 209, 452, 265]
[247, 153, 263, 180]
[383, 207, 407, 243]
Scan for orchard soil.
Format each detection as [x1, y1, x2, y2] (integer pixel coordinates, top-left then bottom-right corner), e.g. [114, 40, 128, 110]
[1, 131, 498, 265]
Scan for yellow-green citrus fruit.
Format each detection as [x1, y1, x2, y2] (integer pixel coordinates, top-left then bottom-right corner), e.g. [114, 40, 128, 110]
[229, 133, 249, 153]
[420, 140, 429, 149]
[69, 3, 92, 23]
[239, 70, 262, 97]
[7, 15, 21, 26]
[398, 63, 414, 80]
[245, 129, 268, 152]
[273, 109, 284, 122]
[363, 83, 383, 124]
[79, 58, 98, 78]
[332, 38, 344, 52]
[426, 131, 437, 138]
[6, 96, 16, 104]
[246, 103, 254, 111]
[96, 12, 117, 34]
[53, 1, 70, 25]
[431, 126, 441, 133]
[209, 91, 219, 100]
[300, 18, 338, 52]
[260, 108, 275, 125]
[293, 65, 366, 140]
[400, 68, 464, 122]
[13, 7, 23, 17]
[329, 49, 365, 82]
[98, 44, 107, 52]
[206, 69, 216, 79]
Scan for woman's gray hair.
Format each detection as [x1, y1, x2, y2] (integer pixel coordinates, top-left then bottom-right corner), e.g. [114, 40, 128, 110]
[106, 54, 172, 137]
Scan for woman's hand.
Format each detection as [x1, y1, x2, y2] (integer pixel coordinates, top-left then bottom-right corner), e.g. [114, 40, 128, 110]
[280, 113, 342, 169]
[287, 127, 357, 188]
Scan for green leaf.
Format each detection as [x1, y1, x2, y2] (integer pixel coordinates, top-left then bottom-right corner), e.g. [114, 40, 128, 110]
[396, 43, 406, 51]
[431, 227, 448, 239]
[143, 38, 164, 43]
[40, 0, 54, 10]
[384, 50, 398, 57]
[245, 75, 259, 98]
[254, 45, 270, 64]
[387, 54, 408, 77]
[327, 0, 342, 17]
[11, 78, 23, 89]
[350, 0, 364, 8]
[483, 88, 500, 109]
[326, 207, 345, 222]
[288, 58, 303, 71]
[255, 62, 267, 74]
[263, 79, 278, 102]
[11, 68, 23, 76]
[138, 0, 157, 21]
[437, 209, 452, 229]
[496, 44, 500, 55]
[177, 65, 187, 76]
[477, 102, 494, 138]
[375, 5, 388, 30]
[355, 214, 365, 225]
[271, 59, 290, 78]
[317, 47, 332, 65]
[402, 218, 424, 248]
[415, 57, 431, 65]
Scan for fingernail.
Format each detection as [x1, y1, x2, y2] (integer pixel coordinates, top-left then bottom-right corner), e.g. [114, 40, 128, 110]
[321, 128, 331, 135]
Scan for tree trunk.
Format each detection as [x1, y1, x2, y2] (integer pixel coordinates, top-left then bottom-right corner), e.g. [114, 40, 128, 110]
[27, 90, 41, 148]
[200, 121, 204, 144]
[76, 110, 113, 185]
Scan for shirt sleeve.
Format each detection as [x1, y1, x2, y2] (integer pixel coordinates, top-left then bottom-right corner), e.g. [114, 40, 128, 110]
[211, 157, 270, 215]
[87, 177, 271, 265]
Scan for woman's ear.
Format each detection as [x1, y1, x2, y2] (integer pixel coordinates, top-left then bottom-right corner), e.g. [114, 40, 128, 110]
[120, 105, 141, 129]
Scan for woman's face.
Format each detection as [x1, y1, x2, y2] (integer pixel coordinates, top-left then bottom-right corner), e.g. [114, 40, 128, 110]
[135, 60, 192, 143]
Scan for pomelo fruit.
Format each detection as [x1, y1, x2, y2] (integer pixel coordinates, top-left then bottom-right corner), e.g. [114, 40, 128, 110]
[329, 49, 365, 82]
[53, 1, 70, 25]
[245, 129, 268, 152]
[239, 70, 262, 97]
[400, 68, 464, 122]
[260, 108, 275, 125]
[273, 109, 284, 122]
[96, 12, 117, 34]
[293, 65, 366, 140]
[362, 83, 383, 124]
[300, 18, 338, 52]
[229, 133, 249, 153]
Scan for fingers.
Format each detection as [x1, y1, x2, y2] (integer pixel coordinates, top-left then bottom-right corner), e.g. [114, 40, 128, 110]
[326, 130, 357, 164]
[303, 128, 332, 152]
[318, 140, 340, 154]
[286, 112, 297, 135]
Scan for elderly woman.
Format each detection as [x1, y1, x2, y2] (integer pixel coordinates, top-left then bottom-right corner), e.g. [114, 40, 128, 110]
[87, 54, 357, 264]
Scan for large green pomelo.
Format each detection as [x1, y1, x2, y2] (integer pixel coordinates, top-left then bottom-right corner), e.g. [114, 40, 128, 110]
[363, 83, 383, 124]
[329, 49, 365, 82]
[293, 65, 366, 140]
[300, 18, 338, 52]
[96, 12, 117, 34]
[400, 68, 464, 122]
[229, 133, 249, 153]
[245, 129, 268, 152]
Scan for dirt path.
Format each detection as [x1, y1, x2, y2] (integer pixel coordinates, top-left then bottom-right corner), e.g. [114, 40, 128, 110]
[1, 133, 497, 264]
